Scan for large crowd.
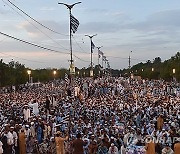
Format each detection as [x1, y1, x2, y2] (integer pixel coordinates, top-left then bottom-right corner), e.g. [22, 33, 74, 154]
[0, 76, 179, 154]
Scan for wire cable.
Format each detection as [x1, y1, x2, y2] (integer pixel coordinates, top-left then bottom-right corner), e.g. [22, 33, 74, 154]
[0, 31, 69, 55]
[0, 51, 45, 63]
[6, 0, 69, 36]
[2, 0, 70, 51]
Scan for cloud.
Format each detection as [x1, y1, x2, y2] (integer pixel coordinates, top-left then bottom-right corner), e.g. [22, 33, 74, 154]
[79, 21, 120, 34]
[40, 7, 55, 11]
[124, 9, 180, 32]
[17, 20, 69, 39]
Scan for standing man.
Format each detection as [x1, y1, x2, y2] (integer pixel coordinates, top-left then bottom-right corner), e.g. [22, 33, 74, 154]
[72, 133, 87, 154]
[45, 96, 51, 115]
[157, 114, 164, 131]
[55, 131, 68, 154]
[23, 105, 30, 122]
[19, 129, 26, 154]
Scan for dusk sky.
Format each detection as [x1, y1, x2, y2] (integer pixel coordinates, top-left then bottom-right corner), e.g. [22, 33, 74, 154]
[0, 0, 180, 69]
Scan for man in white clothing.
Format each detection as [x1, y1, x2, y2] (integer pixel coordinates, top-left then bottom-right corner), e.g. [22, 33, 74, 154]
[108, 143, 119, 154]
[29, 99, 39, 116]
[23, 105, 30, 121]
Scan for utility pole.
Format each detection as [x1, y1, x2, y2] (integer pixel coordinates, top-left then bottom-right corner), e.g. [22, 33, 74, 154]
[128, 51, 132, 69]
[58, 2, 81, 75]
[85, 34, 97, 77]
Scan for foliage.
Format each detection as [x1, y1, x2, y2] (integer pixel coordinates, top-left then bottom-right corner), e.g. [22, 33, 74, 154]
[121, 52, 180, 81]
[0, 52, 179, 87]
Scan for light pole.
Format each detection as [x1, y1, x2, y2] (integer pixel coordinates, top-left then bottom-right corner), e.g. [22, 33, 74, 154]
[96, 46, 103, 73]
[128, 51, 132, 69]
[97, 46, 103, 66]
[27, 70, 31, 83]
[58, 2, 81, 75]
[85, 34, 97, 77]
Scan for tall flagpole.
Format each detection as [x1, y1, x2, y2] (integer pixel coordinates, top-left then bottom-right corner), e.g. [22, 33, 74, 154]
[96, 46, 103, 73]
[58, 2, 81, 75]
[102, 56, 103, 69]
[69, 9, 73, 65]
[85, 34, 97, 77]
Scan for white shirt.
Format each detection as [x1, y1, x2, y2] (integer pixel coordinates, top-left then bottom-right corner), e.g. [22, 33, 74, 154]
[29, 102, 39, 115]
[23, 108, 30, 121]
[7, 131, 14, 145]
[0, 141, 3, 154]
[108, 146, 119, 154]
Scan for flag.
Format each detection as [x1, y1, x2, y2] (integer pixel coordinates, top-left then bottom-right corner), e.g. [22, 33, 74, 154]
[91, 40, 95, 52]
[107, 61, 110, 68]
[102, 56, 106, 61]
[98, 50, 104, 56]
[70, 14, 79, 33]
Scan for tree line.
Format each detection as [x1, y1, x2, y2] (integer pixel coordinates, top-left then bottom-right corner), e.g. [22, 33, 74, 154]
[0, 52, 179, 87]
[120, 52, 180, 82]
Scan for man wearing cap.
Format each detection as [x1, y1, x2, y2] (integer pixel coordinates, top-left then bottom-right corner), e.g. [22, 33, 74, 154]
[108, 143, 119, 154]
[23, 105, 30, 122]
[162, 144, 174, 154]
[55, 131, 68, 154]
[19, 129, 26, 154]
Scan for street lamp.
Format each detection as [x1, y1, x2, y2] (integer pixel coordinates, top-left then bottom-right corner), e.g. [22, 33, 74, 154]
[27, 70, 31, 83]
[53, 70, 57, 80]
[152, 68, 154, 72]
[173, 68, 176, 74]
[58, 2, 81, 75]
[85, 34, 97, 77]
[172, 68, 176, 82]
[142, 69, 144, 72]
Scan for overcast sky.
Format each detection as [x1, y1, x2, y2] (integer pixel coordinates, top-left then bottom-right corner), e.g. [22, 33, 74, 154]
[0, 0, 180, 69]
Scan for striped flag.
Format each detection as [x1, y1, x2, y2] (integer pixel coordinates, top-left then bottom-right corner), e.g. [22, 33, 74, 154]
[102, 56, 106, 61]
[70, 14, 79, 33]
[98, 50, 103, 56]
[91, 40, 95, 51]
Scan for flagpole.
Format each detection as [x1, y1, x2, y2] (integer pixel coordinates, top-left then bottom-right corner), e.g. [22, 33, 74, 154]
[58, 2, 81, 75]
[85, 34, 97, 77]
[96, 46, 103, 75]
[69, 9, 73, 66]
[102, 56, 103, 69]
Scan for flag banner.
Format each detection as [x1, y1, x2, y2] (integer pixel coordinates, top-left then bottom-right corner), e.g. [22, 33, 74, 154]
[102, 56, 106, 61]
[107, 62, 110, 68]
[98, 50, 104, 55]
[91, 40, 95, 52]
[70, 14, 79, 33]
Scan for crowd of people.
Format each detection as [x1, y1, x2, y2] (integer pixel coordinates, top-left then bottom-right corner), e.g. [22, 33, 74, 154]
[0, 76, 179, 154]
